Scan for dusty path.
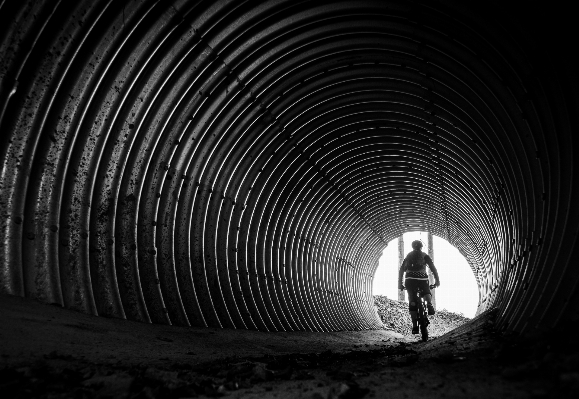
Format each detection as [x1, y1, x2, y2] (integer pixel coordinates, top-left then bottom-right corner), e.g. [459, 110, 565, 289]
[1, 294, 576, 398]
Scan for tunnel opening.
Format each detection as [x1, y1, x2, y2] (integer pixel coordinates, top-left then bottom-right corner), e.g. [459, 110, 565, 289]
[372, 231, 478, 319]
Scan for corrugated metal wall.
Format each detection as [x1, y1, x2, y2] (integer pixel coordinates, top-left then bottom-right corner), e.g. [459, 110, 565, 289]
[1, 0, 577, 333]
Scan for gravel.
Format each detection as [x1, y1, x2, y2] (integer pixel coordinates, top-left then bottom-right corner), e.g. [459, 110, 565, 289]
[374, 295, 470, 337]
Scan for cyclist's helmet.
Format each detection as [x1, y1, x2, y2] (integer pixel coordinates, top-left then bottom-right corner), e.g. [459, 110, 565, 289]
[411, 240, 423, 250]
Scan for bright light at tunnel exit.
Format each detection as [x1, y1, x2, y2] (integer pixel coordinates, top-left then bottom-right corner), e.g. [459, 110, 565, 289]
[372, 232, 479, 318]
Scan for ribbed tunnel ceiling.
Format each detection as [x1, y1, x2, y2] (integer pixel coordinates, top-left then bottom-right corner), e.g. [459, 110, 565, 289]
[1, 0, 577, 334]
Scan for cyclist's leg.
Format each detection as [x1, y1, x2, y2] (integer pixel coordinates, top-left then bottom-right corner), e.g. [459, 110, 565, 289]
[418, 281, 435, 315]
[405, 279, 419, 331]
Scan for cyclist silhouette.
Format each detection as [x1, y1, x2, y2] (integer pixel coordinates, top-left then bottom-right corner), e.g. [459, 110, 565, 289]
[398, 240, 440, 334]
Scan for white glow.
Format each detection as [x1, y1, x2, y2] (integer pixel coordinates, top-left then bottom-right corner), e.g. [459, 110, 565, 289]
[372, 231, 479, 318]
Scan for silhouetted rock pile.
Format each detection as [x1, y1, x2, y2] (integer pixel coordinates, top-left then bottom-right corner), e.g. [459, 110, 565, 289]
[374, 295, 470, 337]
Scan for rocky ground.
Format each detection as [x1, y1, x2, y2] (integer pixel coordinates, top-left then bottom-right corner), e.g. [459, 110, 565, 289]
[373, 295, 469, 337]
[1, 294, 578, 398]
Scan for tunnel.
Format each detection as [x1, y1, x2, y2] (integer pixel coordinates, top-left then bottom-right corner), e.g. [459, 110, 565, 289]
[1, 0, 578, 339]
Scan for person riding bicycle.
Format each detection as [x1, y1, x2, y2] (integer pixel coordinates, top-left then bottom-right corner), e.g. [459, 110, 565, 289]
[398, 239, 440, 335]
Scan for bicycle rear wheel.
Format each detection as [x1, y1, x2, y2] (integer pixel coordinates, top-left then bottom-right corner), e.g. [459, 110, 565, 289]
[420, 320, 428, 341]
[418, 301, 428, 341]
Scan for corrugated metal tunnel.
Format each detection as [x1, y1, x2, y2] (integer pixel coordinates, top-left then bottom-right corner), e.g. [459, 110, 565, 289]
[1, 0, 577, 334]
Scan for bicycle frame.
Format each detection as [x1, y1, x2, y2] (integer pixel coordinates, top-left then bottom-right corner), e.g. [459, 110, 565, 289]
[415, 287, 429, 342]
[403, 284, 435, 342]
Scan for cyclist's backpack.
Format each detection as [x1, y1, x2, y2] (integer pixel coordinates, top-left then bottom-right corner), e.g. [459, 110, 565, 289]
[405, 251, 426, 272]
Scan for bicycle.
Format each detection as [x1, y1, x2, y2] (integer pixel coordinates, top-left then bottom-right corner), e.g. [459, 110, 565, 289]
[403, 284, 436, 342]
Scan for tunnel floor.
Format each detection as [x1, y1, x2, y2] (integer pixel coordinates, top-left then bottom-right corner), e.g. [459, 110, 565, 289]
[1, 294, 576, 398]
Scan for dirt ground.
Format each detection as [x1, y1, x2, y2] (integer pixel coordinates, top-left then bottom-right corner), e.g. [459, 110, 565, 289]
[373, 295, 469, 337]
[1, 294, 577, 398]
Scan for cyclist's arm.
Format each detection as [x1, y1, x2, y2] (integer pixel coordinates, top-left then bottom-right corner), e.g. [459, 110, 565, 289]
[398, 258, 407, 289]
[425, 255, 440, 286]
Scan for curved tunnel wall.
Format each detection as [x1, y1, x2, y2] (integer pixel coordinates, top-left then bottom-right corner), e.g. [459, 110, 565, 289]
[0, 0, 577, 333]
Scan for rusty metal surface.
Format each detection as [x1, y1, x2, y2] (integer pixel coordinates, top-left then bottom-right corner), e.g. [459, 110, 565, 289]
[0, 0, 577, 333]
